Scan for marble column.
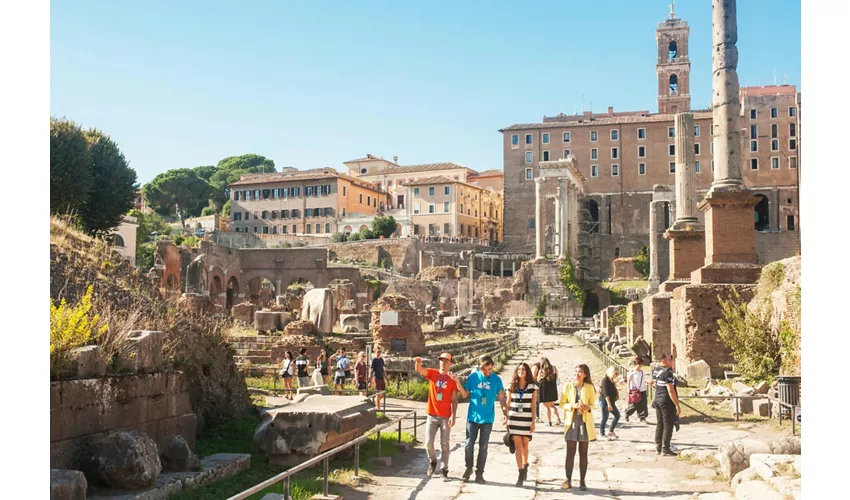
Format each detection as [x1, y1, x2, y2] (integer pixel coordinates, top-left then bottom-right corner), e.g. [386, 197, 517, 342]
[570, 184, 579, 257]
[557, 179, 570, 259]
[554, 187, 562, 258]
[673, 112, 699, 226]
[534, 178, 545, 260]
[709, 0, 743, 192]
[648, 200, 662, 293]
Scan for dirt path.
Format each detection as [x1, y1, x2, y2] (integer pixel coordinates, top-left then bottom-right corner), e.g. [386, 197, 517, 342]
[340, 327, 790, 499]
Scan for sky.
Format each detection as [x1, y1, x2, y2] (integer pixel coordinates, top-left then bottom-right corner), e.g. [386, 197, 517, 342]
[50, 0, 801, 185]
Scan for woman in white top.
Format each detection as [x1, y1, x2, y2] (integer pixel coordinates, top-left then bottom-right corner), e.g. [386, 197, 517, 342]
[625, 356, 649, 423]
[504, 362, 537, 487]
[279, 351, 295, 400]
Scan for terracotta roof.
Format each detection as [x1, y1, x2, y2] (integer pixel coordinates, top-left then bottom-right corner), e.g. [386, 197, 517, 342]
[739, 85, 797, 97]
[230, 170, 381, 192]
[405, 176, 458, 186]
[470, 169, 504, 178]
[371, 162, 478, 176]
[500, 110, 713, 131]
[343, 155, 396, 164]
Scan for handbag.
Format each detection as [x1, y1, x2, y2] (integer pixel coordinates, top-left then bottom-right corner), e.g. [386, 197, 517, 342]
[628, 388, 642, 404]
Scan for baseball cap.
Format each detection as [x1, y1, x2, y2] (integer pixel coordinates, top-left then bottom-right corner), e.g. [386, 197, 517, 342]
[438, 352, 453, 363]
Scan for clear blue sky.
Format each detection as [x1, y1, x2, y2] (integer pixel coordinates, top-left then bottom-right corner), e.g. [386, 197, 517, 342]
[50, 0, 801, 184]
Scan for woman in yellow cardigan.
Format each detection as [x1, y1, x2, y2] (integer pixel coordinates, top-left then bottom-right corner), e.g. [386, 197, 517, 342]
[559, 364, 596, 491]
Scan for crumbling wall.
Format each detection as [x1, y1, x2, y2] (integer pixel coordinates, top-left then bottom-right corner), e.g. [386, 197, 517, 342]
[329, 239, 420, 274]
[384, 278, 437, 310]
[370, 294, 425, 356]
[642, 292, 672, 361]
[417, 266, 457, 281]
[610, 258, 644, 281]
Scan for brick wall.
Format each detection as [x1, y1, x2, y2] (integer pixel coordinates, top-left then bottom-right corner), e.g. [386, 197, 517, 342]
[755, 230, 800, 265]
[671, 284, 756, 377]
[611, 258, 644, 281]
[628, 301, 644, 344]
[328, 239, 420, 275]
[642, 292, 672, 361]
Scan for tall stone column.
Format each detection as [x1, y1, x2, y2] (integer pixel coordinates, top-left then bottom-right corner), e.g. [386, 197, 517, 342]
[647, 201, 662, 294]
[534, 178, 545, 260]
[558, 179, 569, 259]
[673, 112, 699, 226]
[554, 188, 562, 258]
[571, 184, 579, 256]
[692, 0, 761, 284]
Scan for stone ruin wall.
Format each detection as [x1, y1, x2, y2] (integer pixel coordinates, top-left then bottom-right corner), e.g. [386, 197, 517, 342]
[610, 258, 645, 281]
[328, 238, 420, 275]
[50, 372, 196, 470]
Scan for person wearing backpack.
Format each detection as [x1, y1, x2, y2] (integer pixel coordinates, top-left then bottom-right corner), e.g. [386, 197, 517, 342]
[625, 356, 649, 423]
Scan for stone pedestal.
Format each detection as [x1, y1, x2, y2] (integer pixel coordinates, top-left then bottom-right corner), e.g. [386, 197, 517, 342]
[641, 293, 672, 361]
[664, 229, 706, 280]
[627, 301, 644, 345]
[691, 190, 761, 285]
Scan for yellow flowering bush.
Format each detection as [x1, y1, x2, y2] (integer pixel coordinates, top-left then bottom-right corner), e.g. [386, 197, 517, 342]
[50, 286, 107, 375]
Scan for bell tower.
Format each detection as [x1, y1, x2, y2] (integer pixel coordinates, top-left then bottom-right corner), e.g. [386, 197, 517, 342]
[656, 1, 691, 114]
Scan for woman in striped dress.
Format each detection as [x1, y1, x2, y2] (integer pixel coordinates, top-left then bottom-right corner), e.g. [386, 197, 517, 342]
[504, 362, 538, 487]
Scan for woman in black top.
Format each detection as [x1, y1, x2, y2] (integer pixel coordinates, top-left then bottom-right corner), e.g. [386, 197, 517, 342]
[536, 357, 562, 426]
[317, 349, 329, 385]
[598, 366, 621, 439]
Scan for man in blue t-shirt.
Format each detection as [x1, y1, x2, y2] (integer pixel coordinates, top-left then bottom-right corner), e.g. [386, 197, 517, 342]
[451, 355, 506, 484]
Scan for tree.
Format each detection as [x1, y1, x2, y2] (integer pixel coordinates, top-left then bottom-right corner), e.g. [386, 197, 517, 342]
[142, 169, 214, 226]
[129, 209, 172, 248]
[208, 154, 276, 211]
[369, 215, 397, 239]
[633, 247, 650, 278]
[79, 129, 138, 234]
[220, 199, 231, 218]
[136, 242, 156, 270]
[193, 165, 217, 182]
[50, 117, 92, 215]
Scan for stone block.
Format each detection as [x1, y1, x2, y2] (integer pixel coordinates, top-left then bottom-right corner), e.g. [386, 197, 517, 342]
[50, 469, 87, 500]
[615, 325, 628, 342]
[718, 437, 801, 479]
[254, 311, 281, 332]
[686, 360, 711, 381]
[297, 385, 331, 396]
[754, 381, 769, 394]
[642, 293, 672, 361]
[231, 302, 254, 324]
[301, 288, 335, 333]
[627, 301, 644, 345]
[160, 435, 200, 472]
[69, 345, 106, 378]
[117, 331, 165, 374]
[736, 396, 753, 414]
[340, 313, 370, 332]
[90, 430, 162, 490]
[753, 399, 770, 417]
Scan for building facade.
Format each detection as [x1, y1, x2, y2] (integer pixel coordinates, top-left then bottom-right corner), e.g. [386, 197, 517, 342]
[499, 9, 800, 279]
[405, 176, 504, 242]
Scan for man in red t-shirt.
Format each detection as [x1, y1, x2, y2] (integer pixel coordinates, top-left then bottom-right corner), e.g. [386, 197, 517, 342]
[415, 353, 458, 479]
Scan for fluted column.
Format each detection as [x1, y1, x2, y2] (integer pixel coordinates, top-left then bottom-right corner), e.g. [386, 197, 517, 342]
[559, 179, 569, 259]
[534, 178, 545, 260]
[570, 184, 579, 256]
[710, 0, 744, 192]
[674, 113, 699, 224]
[648, 201, 662, 293]
[554, 188, 562, 257]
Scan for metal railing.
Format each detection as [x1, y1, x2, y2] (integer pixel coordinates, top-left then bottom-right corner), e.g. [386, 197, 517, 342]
[227, 409, 418, 500]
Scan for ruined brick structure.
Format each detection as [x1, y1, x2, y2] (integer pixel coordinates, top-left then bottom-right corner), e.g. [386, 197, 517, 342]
[370, 295, 425, 356]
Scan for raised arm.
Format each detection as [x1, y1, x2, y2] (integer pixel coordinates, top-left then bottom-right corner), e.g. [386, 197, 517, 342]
[414, 357, 428, 377]
[451, 373, 469, 398]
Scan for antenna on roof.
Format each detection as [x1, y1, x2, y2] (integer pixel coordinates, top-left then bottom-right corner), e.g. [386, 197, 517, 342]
[783, 74, 788, 85]
[773, 68, 776, 86]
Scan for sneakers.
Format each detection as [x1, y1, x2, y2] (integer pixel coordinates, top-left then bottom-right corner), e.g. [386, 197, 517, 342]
[579, 481, 588, 491]
[662, 449, 678, 457]
[656, 447, 662, 455]
[427, 459, 437, 475]
[462, 467, 473, 482]
[474, 473, 486, 484]
[606, 433, 616, 441]
[625, 414, 630, 423]
[608, 431, 619, 439]
[440, 468, 449, 479]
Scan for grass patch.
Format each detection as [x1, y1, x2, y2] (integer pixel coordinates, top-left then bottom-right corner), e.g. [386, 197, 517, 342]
[601, 280, 648, 294]
[426, 332, 498, 345]
[385, 377, 430, 402]
[181, 412, 414, 500]
[685, 473, 697, 480]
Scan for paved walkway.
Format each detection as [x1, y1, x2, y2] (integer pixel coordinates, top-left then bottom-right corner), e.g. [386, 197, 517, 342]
[344, 327, 788, 499]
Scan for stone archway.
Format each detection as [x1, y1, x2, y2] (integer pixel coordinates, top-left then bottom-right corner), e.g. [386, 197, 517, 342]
[359, 225, 369, 232]
[210, 275, 223, 297]
[582, 291, 600, 317]
[226, 276, 239, 309]
[754, 194, 770, 231]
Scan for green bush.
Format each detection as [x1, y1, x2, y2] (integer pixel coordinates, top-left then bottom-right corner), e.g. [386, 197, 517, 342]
[173, 234, 185, 246]
[717, 289, 780, 382]
[558, 256, 586, 306]
[329, 232, 346, 243]
[609, 308, 628, 327]
[534, 295, 548, 319]
[633, 247, 649, 278]
[136, 242, 156, 270]
[347, 231, 364, 241]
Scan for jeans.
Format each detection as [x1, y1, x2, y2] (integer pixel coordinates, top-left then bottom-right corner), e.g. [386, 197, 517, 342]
[426, 415, 451, 469]
[599, 400, 620, 435]
[653, 401, 676, 451]
[464, 422, 493, 474]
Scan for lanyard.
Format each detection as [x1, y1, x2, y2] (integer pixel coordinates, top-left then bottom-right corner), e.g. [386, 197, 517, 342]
[517, 384, 527, 401]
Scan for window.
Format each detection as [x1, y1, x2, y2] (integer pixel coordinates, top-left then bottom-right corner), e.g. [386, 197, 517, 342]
[460, 203, 464, 212]
[639, 163, 646, 175]
[771, 157, 780, 170]
[750, 140, 758, 152]
[305, 208, 312, 218]
[789, 107, 796, 117]
[244, 212, 250, 220]
[428, 204, 435, 214]
[306, 186, 312, 197]
[563, 149, 570, 158]
[428, 224, 435, 236]
[787, 215, 795, 231]
[444, 201, 450, 212]
[771, 139, 779, 151]
[611, 164, 619, 176]
[771, 107, 778, 118]
[413, 187, 419, 196]
[525, 134, 533, 144]
[282, 209, 290, 218]
[262, 226, 269, 234]
[750, 124, 757, 138]
[790, 139, 797, 150]
[771, 123, 778, 138]
[668, 126, 675, 138]
[271, 210, 278, 220]
[611, 147, 618, 159]
[525, 168, 533, 180]
[610, 129, 618, 140]
[711, 159, 715, 171]
[414, 203, 420, 214]
[669, 162, 676, 173]
[695, 160, 701, 173]
[668, 144, 675, 156]
[292, 224, 297, 233]
[525, 151, 533, 163]
[444, 223, 450, 234]
[711, 142, 714, 154]
[542, 150, 550, 161]
[563, 131, 571, 142]
[710, 125, 714, 136]
[790, 123, 796, 137]
[233, 212, 242, 221]
[444, 186, 450, 195]
[459, 223, 464, 234]
[511, 134, 519, 145]
[528, 218, 535, 229]
[591, 165, 598, 177]
[305, 224, 311, 234]
[325, 223, 331, 233]
[428, 186, 435, 196]
[750, 109, 757, 119]
[750, 158, 759, 170]
[638, 145, 646, 157]
[694, 143, 700, 155]
[638, 128, 646, 140]
[789, 157, 797, 169]
[694, 125, 700, 136]
[325, 207, 333, 216]
[542, 133, 550, 144]
[591, 148, 598, 160]
[341, 208, 345, 216]
[590, 130, 598, 141]
[367, 195, 371, 206]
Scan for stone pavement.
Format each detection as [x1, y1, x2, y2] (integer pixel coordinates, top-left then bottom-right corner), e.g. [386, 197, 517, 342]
[345, 327, 790, 499]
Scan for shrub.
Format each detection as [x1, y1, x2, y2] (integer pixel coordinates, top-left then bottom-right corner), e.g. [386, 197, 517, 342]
[370, 215, 397, 238]
[633, 247, 649, 278]
[717, 289, 780, 382]
[558, 256, 586, 306]
[534, 295, 548, 319]
[173, 234, 185, 246]
[609, 308, 628, 327]
[329, 232, 346, 243]
[50, 286, 108, 377]
[348, 231, 364, 241]
[181, 236, 200, 247]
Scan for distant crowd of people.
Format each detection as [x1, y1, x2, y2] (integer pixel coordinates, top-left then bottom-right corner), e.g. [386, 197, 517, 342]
[412, 234, 501, 247]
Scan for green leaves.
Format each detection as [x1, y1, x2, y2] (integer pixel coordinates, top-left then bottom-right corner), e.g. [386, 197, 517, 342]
[50, 117, 92, 216]
[632, 246, 650, 278]
[143, 168, 214, 224]
[558, 256, 587, 306]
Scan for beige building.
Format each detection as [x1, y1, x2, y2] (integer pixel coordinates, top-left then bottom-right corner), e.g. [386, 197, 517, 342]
[112, 215, 138, 266]
[228, 168, 388, 236]
[406, 176, 503, 242]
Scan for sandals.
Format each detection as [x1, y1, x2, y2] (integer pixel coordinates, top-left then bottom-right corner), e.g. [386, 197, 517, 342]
[561, 480, 572, 490]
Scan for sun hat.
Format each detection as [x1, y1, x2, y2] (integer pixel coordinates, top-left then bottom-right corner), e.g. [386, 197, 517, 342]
[438, 352, 453, 363]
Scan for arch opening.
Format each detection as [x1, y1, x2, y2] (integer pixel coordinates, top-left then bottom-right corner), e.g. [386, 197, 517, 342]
[754, 195, 770, 231]
[226, 276, 239, 309]
[669, 74, 679, 95]
[668, 40, 678, 61]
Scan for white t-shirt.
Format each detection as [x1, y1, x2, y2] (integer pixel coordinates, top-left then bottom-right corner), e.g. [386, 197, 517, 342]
[629, 369, 647, 392]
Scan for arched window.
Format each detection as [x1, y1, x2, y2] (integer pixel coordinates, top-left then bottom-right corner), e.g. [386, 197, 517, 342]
[669, 74, 679, 96]
[668, 40, 678, 61]
[112, 234, 125, 247]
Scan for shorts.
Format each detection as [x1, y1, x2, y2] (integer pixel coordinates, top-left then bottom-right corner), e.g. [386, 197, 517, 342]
[357, 381, 368, 390]
[334, 376, 346, 386]
[281, 372, 292, 379]
[374, 378, 386, 391]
